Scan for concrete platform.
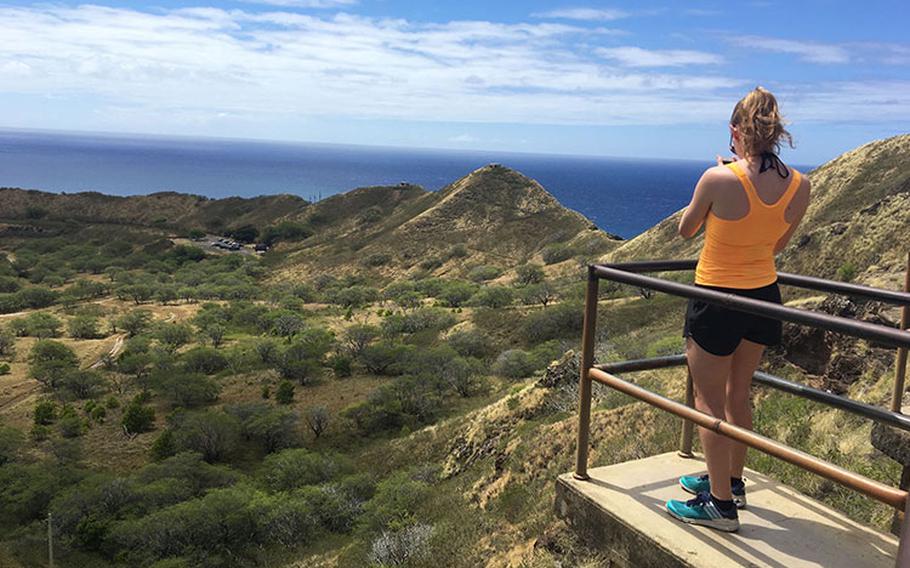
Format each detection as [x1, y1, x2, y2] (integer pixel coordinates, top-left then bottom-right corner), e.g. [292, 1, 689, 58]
[555, 452, 899, 568]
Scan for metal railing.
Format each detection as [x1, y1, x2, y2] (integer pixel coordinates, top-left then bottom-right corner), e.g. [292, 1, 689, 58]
[573, 255, 910, 565]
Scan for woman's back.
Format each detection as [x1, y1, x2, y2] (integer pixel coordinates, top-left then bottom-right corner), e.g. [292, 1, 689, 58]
[694, 159, 808, 289]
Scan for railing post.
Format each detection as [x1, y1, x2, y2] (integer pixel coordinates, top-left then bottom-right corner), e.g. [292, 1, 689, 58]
[898, 492, 910, 568]
[574, 266, 599, 480]
[891, 252, 910, 413]
[678, 366, 695, 458]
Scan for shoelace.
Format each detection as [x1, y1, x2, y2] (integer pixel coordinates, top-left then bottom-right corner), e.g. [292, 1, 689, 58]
[686, 491, 712, 507]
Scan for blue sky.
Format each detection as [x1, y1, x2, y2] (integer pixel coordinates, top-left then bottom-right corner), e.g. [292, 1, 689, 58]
[1, 1, 908, 164]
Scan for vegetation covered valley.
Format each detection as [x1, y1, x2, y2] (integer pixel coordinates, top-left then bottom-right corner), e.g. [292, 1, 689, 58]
[0, 135, 908, 567]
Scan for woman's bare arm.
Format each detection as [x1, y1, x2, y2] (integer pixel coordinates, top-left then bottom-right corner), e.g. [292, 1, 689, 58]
[678, 168, 719, 239]
[773, 176, 812, 254]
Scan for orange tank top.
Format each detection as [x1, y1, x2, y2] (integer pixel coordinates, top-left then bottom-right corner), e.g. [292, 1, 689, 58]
[695, 162, 801, 289]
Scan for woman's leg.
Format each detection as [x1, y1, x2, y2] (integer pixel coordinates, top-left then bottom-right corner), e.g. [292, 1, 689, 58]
[686, 337, 734, 500]
[727, 339, 765, 478]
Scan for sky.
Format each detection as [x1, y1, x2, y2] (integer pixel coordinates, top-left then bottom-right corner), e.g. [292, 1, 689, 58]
[1, 0, 908, 163]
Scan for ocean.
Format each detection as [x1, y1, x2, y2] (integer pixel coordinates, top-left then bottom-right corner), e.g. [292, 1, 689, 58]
[0, 129, 718, 238]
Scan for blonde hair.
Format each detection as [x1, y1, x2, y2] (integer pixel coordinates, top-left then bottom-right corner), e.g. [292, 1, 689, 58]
[730, 86, 793, 156]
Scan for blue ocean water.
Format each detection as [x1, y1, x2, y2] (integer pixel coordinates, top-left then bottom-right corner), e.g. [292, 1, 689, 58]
[0, 129, 715, 238]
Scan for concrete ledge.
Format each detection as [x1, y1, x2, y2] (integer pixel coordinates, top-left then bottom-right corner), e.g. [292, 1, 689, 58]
[555, 452, 898, 568]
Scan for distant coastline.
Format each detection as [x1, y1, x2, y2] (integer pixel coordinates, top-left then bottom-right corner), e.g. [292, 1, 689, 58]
[0, 128, 813, 239]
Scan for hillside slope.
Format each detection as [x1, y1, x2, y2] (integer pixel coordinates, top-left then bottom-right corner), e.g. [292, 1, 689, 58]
[277, 164, 622, 278]
[0, 187, 310, 232]
[605, 134, 910, 287]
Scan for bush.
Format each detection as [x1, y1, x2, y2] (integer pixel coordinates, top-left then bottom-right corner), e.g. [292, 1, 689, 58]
[520, 302, 583, 344]
[117, 310, 153, 337]
[369, 523, 434, 567]
[260, 448, 351, 492]
[157, 323, 194, 353]
[381, 308, 456, 335]
[0, 326, 16, 358]
[837, 261, 858, 282]
[541, 243, 576, 265]
[170, 410, 240, 462]
[0, 426, 24, 465]
[34, 399, 58, 425]
[343, 375, 444, 433]
[514, 264, 545, 287]
[446, 329, 493, 359]
[359, 471, 431, 533]
[304, 406, 330, 439]
[436, 281, 477, 308]
[29, 340, 79, 390]
[468, 286, 514, 309]
[360, 342, 412, 375]
[182, 347, 228, 375]
[15, 312, 62, 338]
[0, 363, 9, 375]
[155, 372, 220, 408]
[67, 315, 100, 339]
[331, 354, 353, 378]
[275, 380, 295, 404]
[467, 265, 502, 283]
[58, 411, 85, 438]
[122, 401, 155, 434]
[60, 369, 107, 399]
[492, 349, 537, 379]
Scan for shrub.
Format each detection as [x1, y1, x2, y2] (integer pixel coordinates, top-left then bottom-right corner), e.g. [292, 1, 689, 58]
[343, 324, 380, 358]
[364, 253, 393, 267]
[331, 355, 353, 378]
[58, 412, 85, 438]
[519, 282, 557, 308]
[837, 261, 858, 282]
[18, 312, 62, 338]
[117, 310, 153, 337]
[156, 323, 194, 353]
[492, 349, 537, 379]
[541, 243, 576, 265]
[514, 264, 545, 287]
[446, 329, 494, 359]
[447, 244, 469, 259]
[369, 524, 434, 567]
[122, 401, 155, 435]
[170, 410, 241, 463]
[67, 315, 100, 339]
[467, 265, 501, 283]
[360, 342, 412, 375]
[436, 281, 477, 308]
[155, 372, 221, 408]
[275, 380, 295, 404]
[29, 340, 79, 389]
[60, 369, 107, 399]
[304, 406, 330, 439]
[468, 286, 514, 309]
[260, 448, 351, 492]
[0, 426, 24, 465]
[0, 363, 9, 375]
[381, 308, 456, 335]
[181, 347, 228, 375]
[359, 471, 431, 533]
[520, 302, 583, 344]
[343, 375, 444, 433]
[34, 400, 58, 425]
[0, 326, 16, 358]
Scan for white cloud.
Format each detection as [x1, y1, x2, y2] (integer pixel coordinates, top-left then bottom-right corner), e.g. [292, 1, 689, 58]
[0, 4, 905, 137]
[531, 8, 630, 21]
[449, 134, 478, 143]
[597, 46, 723, 67]
[732, 36, 850, 64]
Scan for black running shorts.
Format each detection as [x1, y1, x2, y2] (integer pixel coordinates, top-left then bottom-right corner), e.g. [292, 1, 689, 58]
[683, 280, 782, 357]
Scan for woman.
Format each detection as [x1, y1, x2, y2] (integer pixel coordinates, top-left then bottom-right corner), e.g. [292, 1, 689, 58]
[665, 87, 811, 532]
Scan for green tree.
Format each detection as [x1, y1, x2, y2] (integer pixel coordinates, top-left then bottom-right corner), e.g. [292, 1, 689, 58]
[68, 315, 100, 339]
[469, 286, 514, 309]
[117, 310, 153, 337]
[0, 326, 15, 359]
[171, 410, 241, 463]
[28, 340, 79, 390]
[204, 324, 226, 348]
[275, 380, 295, 404]
[122, 401, 155, 435]
[156, 323, 194, 353]
[514, 263, 545, 287]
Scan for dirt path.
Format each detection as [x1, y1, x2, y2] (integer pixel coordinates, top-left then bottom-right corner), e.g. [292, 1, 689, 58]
[0, 383, 41, 413]
[90, 334, 126, 369]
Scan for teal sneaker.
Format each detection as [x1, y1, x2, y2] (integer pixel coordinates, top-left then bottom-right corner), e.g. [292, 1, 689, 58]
[666, 491, 740, 532]
[679, 474, 746, 509]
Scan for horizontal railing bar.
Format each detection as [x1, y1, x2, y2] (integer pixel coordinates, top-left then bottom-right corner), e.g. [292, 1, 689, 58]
[596, 354, 687, 373]
[595, 354, 910, 433]
[588, 367, 908, 509]
[599, 260, 910, 306]
[752, 371, 910, 433]
[591, 265, 910, 349]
